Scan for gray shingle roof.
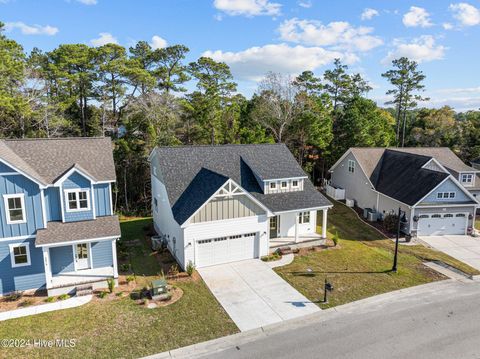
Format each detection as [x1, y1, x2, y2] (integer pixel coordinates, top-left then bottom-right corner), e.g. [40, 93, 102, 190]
[152, 144, 331, 224]
[349, 147, 480, 191]
[2, 137, 116, 184]
[36, 216, 121, 245]
[371, 150, 450, 205]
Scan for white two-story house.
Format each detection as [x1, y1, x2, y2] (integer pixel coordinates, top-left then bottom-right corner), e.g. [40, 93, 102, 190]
[149, 144, 332, 269]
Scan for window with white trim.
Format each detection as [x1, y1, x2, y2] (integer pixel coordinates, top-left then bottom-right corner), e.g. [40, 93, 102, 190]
[437, 192, 455, 199]
[269, 182, 277, 190]
[461, 173, 474, 184]
[292, 180, 299, 188]
[348, 160, 355, 174]
[281, 181, 288, 189]
[65, 189, 90, 211]
[298, 211, 310, 224]
[4, 194, 26, 224]
[9, 243, 30, 267]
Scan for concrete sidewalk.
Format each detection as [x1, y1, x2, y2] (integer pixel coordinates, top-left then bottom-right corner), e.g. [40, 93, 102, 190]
[0, 295, 92, 321]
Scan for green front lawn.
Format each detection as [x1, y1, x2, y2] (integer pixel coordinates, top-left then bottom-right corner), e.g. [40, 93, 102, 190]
[276, 201, 479, 309]
[0, 218, 238, 359]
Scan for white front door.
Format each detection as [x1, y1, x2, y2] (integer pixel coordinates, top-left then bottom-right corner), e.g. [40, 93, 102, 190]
[75, 243, 90, 270]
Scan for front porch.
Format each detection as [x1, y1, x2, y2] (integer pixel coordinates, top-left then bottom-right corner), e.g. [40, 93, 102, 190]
[269, 208, 329, 248]
[50, 266, 115, 288]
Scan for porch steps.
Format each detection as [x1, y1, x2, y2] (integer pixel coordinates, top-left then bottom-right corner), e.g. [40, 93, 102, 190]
[76, 285, 94, 297]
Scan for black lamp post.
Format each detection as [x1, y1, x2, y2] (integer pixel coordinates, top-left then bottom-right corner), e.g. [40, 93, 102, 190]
[392, 207, 402, 273]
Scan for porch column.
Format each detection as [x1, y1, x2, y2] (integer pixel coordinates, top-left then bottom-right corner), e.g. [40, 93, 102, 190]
[322, 209, 328, 239]
[112, 239, 119, 279]
[295, 213, 299, 243]
[42, 247, 53, 289]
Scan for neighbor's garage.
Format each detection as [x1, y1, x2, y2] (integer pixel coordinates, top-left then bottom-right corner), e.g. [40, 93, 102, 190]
[195, 232, 258, 267]
[417, 213, 468, 236]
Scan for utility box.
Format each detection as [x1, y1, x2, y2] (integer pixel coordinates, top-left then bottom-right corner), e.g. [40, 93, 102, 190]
[151, 279, 168, 298]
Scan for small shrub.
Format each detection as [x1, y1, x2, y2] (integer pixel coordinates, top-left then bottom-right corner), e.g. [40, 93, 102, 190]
[261, 252, 281, 262]
[130, 291, 141, 300]
[5, 291, 23, 302]
[126, 275, 135, 284]
[383, 214, 399, 233]
[58, 294, 70, 301]
[119, 263, 130, 272]
[167, 264, 179, 278]
[18, 299, 34, 307]
[98, 291, 108, 299]
[115, 292, 123, 297]
[45, 296, 56, 303]
[186, 261, 195, 276]
[332, 231, 339, 247]
[107, 278, 115, 293]
[119, 251, 129, 260]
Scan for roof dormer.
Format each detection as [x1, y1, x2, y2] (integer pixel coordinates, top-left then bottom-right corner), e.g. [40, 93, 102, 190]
[264, 178, 305, 194]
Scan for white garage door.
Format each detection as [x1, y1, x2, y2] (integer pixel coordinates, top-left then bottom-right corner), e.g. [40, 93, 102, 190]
[417, 213, 467, 236]
[196, 232, 258, 268]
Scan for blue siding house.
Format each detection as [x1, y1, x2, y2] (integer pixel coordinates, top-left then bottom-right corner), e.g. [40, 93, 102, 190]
[0, 138, 121, 296]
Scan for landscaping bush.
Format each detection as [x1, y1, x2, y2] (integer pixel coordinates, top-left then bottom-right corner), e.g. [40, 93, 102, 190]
[18, 299, 34, 307]
[45, 296, 56, 303]
[119, 250, 129, 260]
[126, 275, 135, 284]
[120, 263, 130, 272]
[383, 214, 399, 233]
[5, 291, 23, 302]
[98, 291, 108, 299]
[107, 278, 115, 293]
[261, 252, 281, 262]
[129, 290, 141, 300]
[116, 292, 123, 297]
[332, 231, 339, 246]
[186, 261, 195, 276]
[167, 264, 179, 278]
[58, 294, 70, 301]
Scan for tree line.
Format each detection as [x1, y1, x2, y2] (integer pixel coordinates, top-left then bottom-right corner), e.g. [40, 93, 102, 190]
[1, 22, 479, 215]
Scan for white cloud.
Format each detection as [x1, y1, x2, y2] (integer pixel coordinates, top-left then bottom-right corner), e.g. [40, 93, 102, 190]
[361, 8, 379, 21]
[203, 43, 358, 81]
[383, 35, 446, 64]
[90, 32, 118, 46]
[76, 0, 97, 4]
[151, 35, 168, 49]
[213, 0, 281, 17]
[278, 18, 383, 52]
[402, 6, 433, 27]
[298, 0, 312, 9]
[442, 22, 454, 30]
[449, 3, 480, 26]
[4, 22, 59, 35]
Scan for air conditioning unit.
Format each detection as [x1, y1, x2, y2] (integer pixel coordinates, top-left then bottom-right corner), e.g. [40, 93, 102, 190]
[345, 198, 354, 207]
[151, 236, 163, 251]
[367, 211, 378, 222]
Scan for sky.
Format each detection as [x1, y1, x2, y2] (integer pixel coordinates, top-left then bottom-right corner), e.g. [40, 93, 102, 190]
[1, 0, 480, 111]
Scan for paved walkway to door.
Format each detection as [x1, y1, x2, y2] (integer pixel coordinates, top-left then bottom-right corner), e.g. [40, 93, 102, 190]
[420, 235, 480, 271]
[198, 259, 320, 332]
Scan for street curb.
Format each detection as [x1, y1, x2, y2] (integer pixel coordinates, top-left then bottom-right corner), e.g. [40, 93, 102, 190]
[143, 279, 464, 359]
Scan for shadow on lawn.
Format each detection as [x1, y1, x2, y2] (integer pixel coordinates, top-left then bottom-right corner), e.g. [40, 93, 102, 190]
[291, 269, 393, 276]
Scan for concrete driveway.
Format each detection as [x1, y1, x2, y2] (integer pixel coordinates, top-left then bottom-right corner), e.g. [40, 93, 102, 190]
[420, 235, 480, 270]
[198, 259, 320, 332]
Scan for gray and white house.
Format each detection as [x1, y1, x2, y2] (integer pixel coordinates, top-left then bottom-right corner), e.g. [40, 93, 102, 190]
[329, 147, 479, 237]
[0, 138, 120, 296]
[149, 144, 332, 269]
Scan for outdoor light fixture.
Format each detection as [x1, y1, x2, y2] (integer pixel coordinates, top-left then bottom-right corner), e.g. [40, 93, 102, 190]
[413, 215, 419, 222]
[468, 214, 474, 220]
